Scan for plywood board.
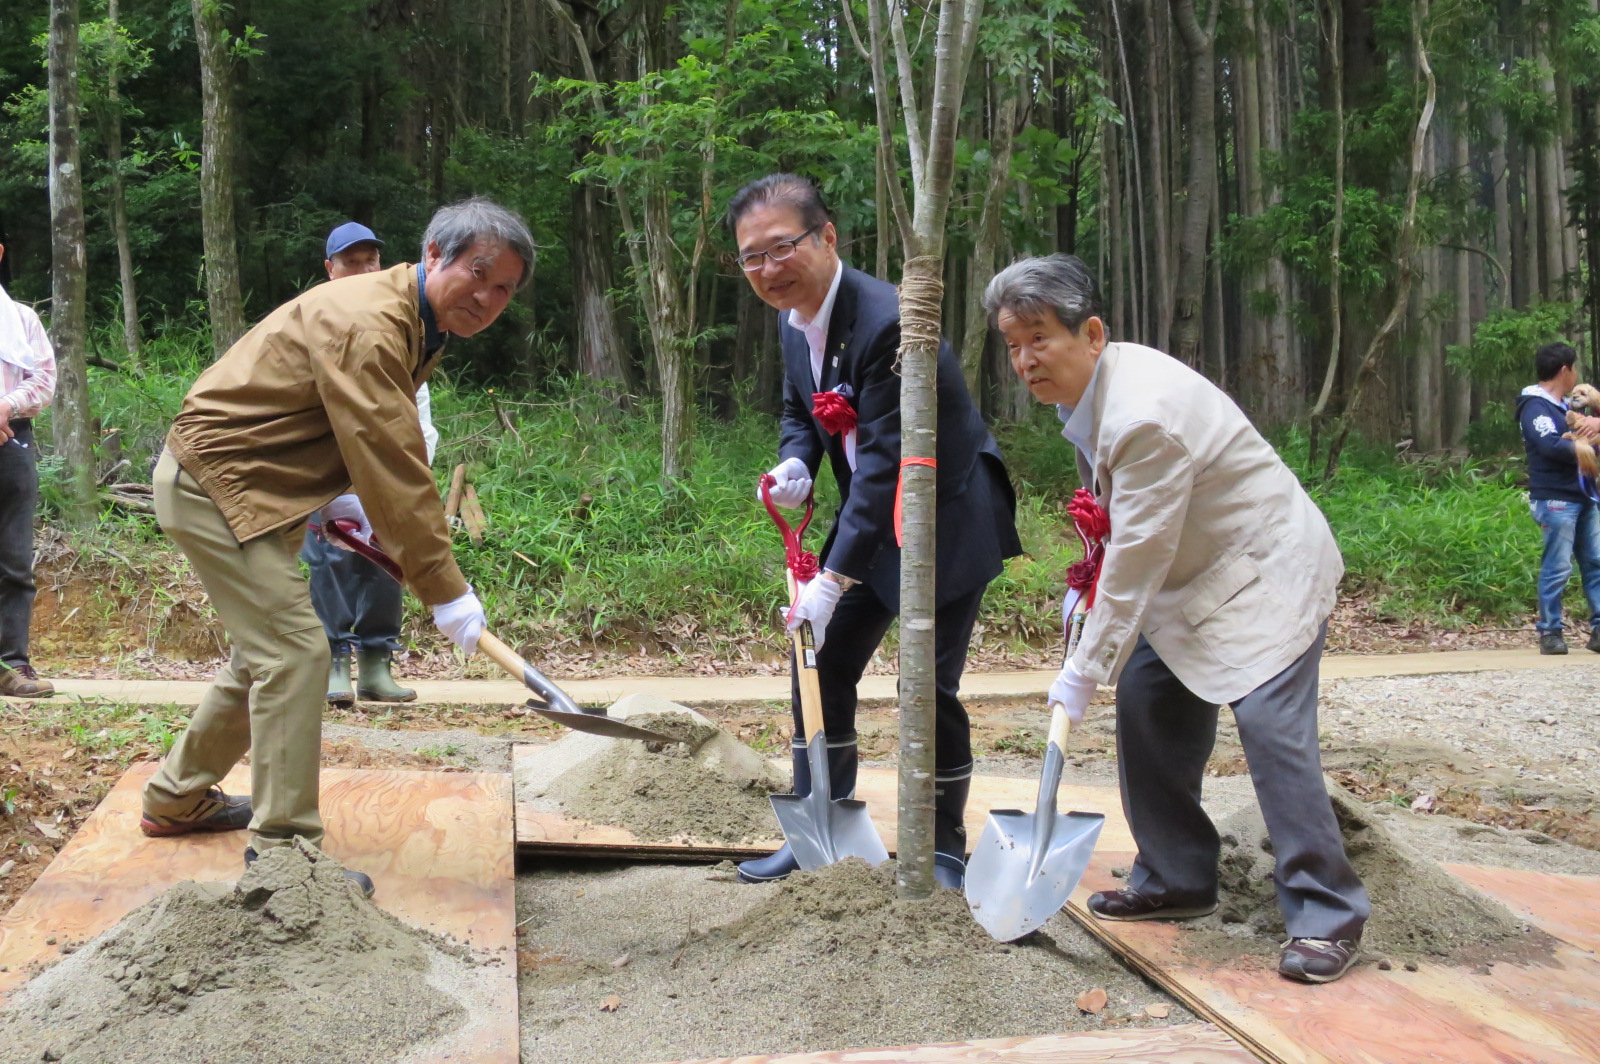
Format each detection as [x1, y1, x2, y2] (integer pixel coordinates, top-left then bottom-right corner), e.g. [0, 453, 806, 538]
[0, 763, 518, 1064]
[513, 745, 1131, 858]
[1443, 863, 1600, 955]
[661, 1022, 1256, 1063]
[1063, 851, 1600, 1064]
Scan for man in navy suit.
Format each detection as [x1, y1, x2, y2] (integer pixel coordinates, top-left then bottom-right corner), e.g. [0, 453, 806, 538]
[729, 173, 1022, 888]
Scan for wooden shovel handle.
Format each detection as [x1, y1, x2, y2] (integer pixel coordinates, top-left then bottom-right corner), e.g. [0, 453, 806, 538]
[786, 571, 827, 744]
[476, 629, 524, 681]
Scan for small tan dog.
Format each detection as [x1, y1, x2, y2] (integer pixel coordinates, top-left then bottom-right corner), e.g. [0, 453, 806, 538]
[1565, 383, 1600, 480]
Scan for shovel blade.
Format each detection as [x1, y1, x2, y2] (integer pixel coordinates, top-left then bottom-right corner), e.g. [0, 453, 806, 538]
[964, 809, 1105, 942]
[770, 792, 889, 872]
[529, 705, 676, 743]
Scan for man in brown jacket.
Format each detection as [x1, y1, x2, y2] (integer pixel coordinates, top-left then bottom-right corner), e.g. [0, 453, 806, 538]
[140, 198, 533, 895]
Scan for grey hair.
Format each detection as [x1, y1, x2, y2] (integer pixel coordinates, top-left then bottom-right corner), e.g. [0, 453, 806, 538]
[420, 197, 536, 289]
[982, 253, 1103, 333]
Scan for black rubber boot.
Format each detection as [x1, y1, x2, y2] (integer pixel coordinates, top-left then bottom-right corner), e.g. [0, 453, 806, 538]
[1541, 632, 1569, 655]
[933, 775, 971, 890]
[326, 648, 355, 708]
[737, 738, 859, 884]
[356, 648, 417, 703]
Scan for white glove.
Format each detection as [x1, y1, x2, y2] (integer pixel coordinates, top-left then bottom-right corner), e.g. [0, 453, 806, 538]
[320, 494, 372, 549]
[432, 590, 485, 653]
[785, 572, 845, 650]
[1047, 661, 1098, 724]
[760, 457, 813, 509]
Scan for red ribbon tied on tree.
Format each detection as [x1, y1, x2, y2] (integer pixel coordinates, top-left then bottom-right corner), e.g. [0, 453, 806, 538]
[812, 387, 857, 437]
[1064, 488, 1110, 605]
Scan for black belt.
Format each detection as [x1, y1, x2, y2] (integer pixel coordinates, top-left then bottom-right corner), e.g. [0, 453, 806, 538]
[9, 419, 30, 432]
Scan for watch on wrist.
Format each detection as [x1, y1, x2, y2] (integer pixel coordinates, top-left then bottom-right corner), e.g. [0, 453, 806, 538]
[826, 570, 860, 591]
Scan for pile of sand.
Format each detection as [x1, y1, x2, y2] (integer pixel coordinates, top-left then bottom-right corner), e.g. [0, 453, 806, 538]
[1198, 782, 1543, 962]
[0, 841, 472, 1064]
[518, 859, 1186, 1064]
[536, 701, 787, 844]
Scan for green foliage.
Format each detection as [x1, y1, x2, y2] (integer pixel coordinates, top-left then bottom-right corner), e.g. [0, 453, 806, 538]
[1280, 430, 1537, 625]
[1446, 300, 1581, 389]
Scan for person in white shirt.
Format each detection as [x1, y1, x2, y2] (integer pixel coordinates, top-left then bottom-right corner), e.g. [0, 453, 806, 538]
[0, 243, 59, 699]
[301, 222, 440, 705]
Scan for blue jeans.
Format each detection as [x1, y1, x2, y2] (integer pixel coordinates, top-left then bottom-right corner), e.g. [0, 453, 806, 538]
[300, 523, 405, 654]
[1530, 498, 1600, 634]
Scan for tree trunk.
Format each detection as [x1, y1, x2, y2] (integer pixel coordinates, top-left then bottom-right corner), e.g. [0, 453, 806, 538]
[960, 85, 1020, 397]
[570, 176, 630, 399]
[48, 0, 96, 524]
[1171, 0, 1217, 367]
[883, 0, 984, 901]
[1489, 108, 1512, 308]
[1254, 0, 1294, 425]
[1324, 0, 1434, 480]
[103, 0, 141, 364]
[1448, 122, 1473, 448]
[192, 0, 246, 357]
[1311, 0, 1344, 424]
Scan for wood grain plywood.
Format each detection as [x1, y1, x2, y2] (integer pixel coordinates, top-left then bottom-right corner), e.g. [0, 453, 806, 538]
[1443, 864, 1600, 955]
[513, 746, 1131, 858]
[1064, 851, 1600, 1064]
[660, 1022, 1256, 1063]
[0, 763, 518, 1064]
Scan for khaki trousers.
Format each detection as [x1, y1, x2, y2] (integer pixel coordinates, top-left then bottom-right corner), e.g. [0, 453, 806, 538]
[144, 451, 329, 852]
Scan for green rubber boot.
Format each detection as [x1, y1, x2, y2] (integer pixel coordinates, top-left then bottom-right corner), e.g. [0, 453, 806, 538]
[356, 648, 417, 703]
[326, 649, 355, 708]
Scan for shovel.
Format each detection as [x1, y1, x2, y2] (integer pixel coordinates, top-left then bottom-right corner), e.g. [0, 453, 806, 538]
[760, 478, 889, 873]
[323, 517, 672, 743]
[965, 589, 1106, 942]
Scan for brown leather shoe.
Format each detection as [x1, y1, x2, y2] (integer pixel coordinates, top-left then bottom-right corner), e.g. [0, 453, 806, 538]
[1279, 937, 1360, 983]
[0, 664, 54, 698]
[140, 787, 253, 837]
[1087, 886, 1217, 922]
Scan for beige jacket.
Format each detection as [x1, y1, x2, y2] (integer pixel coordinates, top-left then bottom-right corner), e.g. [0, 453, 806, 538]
[1068, 342, 1342, 705]
[165, 263, 467, 606]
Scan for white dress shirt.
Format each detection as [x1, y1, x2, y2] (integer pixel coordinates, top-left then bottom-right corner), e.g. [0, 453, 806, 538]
[787, 261, 856, 471]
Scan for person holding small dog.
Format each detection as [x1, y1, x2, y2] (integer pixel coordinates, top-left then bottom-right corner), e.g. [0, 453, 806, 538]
[1517, 341, 1600, 655]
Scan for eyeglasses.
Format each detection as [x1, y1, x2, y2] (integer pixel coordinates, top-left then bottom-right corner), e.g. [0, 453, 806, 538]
[736, 225, 820, 272]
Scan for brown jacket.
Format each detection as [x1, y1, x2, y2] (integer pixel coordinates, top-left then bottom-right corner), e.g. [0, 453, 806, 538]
[166, 263, 468, 605]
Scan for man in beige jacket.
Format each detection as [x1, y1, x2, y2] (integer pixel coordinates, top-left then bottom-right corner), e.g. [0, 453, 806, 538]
[141, 198, 533, 896]
[985, 254, 1368, 984]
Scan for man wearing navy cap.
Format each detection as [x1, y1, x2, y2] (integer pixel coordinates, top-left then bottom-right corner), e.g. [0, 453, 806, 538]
[303, 221, 440, 705]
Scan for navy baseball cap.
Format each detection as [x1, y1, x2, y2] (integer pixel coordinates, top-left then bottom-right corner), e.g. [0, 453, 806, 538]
[326, 221, 384, 257]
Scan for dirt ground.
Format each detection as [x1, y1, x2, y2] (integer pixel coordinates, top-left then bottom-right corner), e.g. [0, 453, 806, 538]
[4, 660, 1600, 1063]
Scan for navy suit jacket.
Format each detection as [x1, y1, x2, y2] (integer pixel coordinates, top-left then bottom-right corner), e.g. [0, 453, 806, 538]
[778, 266, 1021, 611]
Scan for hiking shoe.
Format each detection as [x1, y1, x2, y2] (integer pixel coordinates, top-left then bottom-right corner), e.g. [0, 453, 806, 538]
[1540, 632, 1569, 655]
[1087, 887, 1217, 922]
[244, 846, 375, 899]
[1279, 937, 1360, 984]
[1588, 629, 1600, 654]
[140, 787, 252, 837]
[0, 664, 54, 698]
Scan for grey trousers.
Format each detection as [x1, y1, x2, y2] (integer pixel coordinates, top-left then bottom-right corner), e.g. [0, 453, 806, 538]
[1115, 625, 1369, 942]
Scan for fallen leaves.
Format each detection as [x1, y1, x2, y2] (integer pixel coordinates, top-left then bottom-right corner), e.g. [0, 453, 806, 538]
[1144, 1003, 1172, 1019]
[1075, 987, 1108, 1014]
[599, 994, 622, 1012]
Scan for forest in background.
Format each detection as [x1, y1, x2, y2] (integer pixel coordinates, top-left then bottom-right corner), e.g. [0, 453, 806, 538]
[0, 0, 1597, 640]
[2, 0, 1597, 477]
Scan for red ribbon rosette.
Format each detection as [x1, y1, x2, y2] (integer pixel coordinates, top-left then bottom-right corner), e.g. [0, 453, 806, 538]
[812, 390, 857, 437]
[1065, 488, 1110, 606]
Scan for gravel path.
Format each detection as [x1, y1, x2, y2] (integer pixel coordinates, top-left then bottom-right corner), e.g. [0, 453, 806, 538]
[1316, 665, 1600, 793]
